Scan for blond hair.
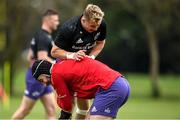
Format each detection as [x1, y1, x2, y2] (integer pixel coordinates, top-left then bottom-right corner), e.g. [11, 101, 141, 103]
[83, 4, 104, 23]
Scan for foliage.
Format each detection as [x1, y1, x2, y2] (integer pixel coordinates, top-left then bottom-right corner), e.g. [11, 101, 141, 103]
[1, 0, 180, 96]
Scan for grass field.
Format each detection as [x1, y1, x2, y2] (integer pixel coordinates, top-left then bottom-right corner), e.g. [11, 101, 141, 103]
[0, 69, 180, 119]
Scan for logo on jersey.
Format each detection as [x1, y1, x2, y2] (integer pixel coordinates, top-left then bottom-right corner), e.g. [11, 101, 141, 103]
[72, 43, 95, 50]
[94, 32, 100, 40]
[24, 90, 29, 95]
[31, 38, 35, 45]
[32, 91, 40, 97]
[104, 108, 111, 113]
[91, 106, 97, 112]
[47, 34, 52, 39]
[76, 38, 83, 44]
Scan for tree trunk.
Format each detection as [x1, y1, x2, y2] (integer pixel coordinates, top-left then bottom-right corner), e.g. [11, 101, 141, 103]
[144, 22, 160, 98]
[5, 0, 13, 95]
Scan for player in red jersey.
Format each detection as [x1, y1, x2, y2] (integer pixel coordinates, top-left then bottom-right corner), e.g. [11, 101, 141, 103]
[32, 57, 130, 120]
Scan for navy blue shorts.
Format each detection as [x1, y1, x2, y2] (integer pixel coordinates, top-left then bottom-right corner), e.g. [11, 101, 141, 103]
[24, 68, 54, 100]
[90, 76, 130, 118]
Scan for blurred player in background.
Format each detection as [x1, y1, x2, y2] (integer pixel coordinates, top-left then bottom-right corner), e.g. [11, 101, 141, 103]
[11, 9, 59, 120]
[51, 4, 107, 119]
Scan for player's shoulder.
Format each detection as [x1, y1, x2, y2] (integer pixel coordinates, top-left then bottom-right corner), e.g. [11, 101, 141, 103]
[64, 16, 80, 26]
[34, 29, 46, 38]
[39, 29, 50, 36]
[34, 29, 51, 42]
[60, 16, 80, 32]
[100, 19, 106, 28]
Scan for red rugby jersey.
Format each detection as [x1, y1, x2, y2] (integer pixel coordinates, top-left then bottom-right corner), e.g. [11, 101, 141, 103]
[51, 57, 121, 112]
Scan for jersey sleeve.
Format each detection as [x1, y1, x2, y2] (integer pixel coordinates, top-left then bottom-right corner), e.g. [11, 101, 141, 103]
[36, 34, 51, 52]
[54, 74, 73, 112]
[54, 25, 72, 50]
[97, 20, 107, 41]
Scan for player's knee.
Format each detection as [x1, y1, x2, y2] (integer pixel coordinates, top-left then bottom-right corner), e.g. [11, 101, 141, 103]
[76, 107, 88, 116]
[77, 99, 89, 110]
[46, 104, 56, 116]
[21, 106, 31, 115]
[12, 106, 31, 119]
[78, 104, 89, 110]
[76, 99, 89, 116]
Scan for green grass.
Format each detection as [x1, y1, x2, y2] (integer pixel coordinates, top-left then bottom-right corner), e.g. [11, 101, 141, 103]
[120, 73, 180, 119]
[0, 69, 180, 119]
[119, 97, 180, 119]
[0, 96, 52, 119]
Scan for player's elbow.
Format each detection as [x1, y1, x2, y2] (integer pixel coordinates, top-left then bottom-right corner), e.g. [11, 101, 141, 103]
[51, 45, 67, 59]
[51, 45, 61, 58]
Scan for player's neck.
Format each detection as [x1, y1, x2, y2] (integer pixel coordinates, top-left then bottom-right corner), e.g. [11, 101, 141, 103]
[42, 24, 52, 34]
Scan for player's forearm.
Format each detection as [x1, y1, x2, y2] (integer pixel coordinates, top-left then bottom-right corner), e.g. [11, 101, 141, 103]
[37, 56, 55, 64]
[51, 45, 68, 59]
[37, 51, 55, 64]
[27, 49, 33, 62]
[51, 45, 86, 60]
[27, 49, 36, 67]
[89, 40, 105, 58]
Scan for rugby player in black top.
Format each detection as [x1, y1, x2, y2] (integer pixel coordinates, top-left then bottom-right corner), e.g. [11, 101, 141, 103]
[51, 4, 106, 120]
[30, 29, 54, 61]
[53, 15, 106, 55]
[12, 9, 59, 120]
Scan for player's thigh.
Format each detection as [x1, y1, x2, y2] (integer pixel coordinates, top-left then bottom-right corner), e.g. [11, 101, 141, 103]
[76, 98, 89, 110]
[19, 96, 36, 111]
[40, 92, 56, 111]
[90, 115, 113, 120]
